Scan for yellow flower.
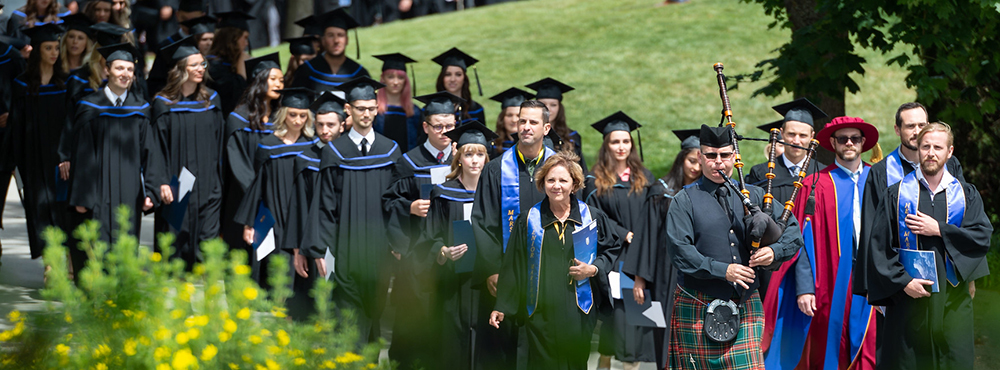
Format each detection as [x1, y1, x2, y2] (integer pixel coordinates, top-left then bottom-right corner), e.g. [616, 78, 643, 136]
[242, 286, 258, 300]
[64, 312, 73, 323]
[7, 311, 20, 321]
[10, 322, 24, 336]
[193, 264, 206, 275]
[218, 332, 232, 343]
[235, 265, 251, 275]
[104, 300, 116, 307]
[185, 316, 197, 327]
[229, 363, 240, 370]
[195, 315, 209, 327]
[366, 364, 376, 369]
[200, 344, 218, 361]
[259, 329, 271, 337]
[151, 252, 162, 262]
[139, 336, 151, 346]
[94, 363, 108, 370]
[265, 359, 280, 370]
[0, 331, 13, 342]
[55, 344, 70, 356]
[271, 307, 287, 318]
[237, 308, 251, 320]
[276, 330, 290, 346]
[289, 349, 303, 357]
[336, 352, 363, 364]
[171, 348, 198, 370]
[220, 311, 230, 320]
[175, 332, 190, 345]
[154, 346, 171, 361]
[224, 319, 238, 333]
[321, 360, 336, 369]
[249, 335, 262, 344]
[156, 364, 170, 370]
[93, 344, 111, 357]
[312, 348, 326, 355]
[266, 345, 281, 355]
[134, 311, 147, 320]
[294, 358, 306, 365]
[187, 328, 201, 340]
[154, 327, 171, 340]
[123, 338, 138, 356]
[171, 309, 185, 320]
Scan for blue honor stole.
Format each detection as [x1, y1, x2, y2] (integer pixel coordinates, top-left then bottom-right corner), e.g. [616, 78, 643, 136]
[525, 199, 595, 317]
[500, 145, 554, 253]
[885, 147, 950, 186]
[897, 172, 965, 286]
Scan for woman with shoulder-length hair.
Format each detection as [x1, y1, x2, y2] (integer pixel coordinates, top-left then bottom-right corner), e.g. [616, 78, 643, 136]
[221, 52, 283, 255]
[147, 37, 225, 270]
[527, 77, 586, 171]
[373, 52, 421, 151]
[581, 112, 654, 370]
[489, 151, 621, 370]
[3, 23, 70, 261]
[5, 0, 69, 40]
[207, 11, 253, 116]
[488, 87, 534, 158]
[235, 87, 318, 289]
[433, 47, 486, 126]
[59, 14, 93, 74]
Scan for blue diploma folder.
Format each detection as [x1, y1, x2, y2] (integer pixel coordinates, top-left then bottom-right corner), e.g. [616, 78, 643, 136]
[900, 248, 939, 293]
[452, 220, 477, 273]
[252, 202, 275, 251]
[54, 166, 68, 201]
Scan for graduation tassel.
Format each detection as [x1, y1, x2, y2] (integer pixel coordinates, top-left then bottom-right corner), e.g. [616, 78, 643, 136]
[354, 29, 360, 60]
[410, 63, 417, 96]
[473, 65, 483, 97]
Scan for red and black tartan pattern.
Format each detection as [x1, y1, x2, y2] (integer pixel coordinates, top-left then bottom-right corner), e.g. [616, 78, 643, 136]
[668, 286, 765, 370]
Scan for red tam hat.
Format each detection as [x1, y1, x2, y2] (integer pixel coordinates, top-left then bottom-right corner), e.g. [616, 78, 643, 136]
[816, 116, 880, 153]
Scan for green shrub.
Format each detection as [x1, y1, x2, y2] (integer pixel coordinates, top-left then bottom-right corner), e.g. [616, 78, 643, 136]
[979, 232, 1000, 290]
[0, 205, 384, 370]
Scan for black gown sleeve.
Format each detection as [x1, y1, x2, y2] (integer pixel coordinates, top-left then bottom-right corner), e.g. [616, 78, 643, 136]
[866, 186, 909, 306]
[68, 102, 100, 210]
[494, 212, 529, 319]
[234, 161, 267, 227]
[622, 184, 668, 282]
[139, 113, 162, 210]
[940, 183, 993, 281]
[382, 159, 418, 255]
[471, 161, 503, 282]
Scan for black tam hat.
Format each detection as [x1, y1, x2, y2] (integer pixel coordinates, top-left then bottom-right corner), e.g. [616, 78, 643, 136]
[756, 119, 784, 134]
[23, 23, 64, 46]
[415, 91, 465, 116]
[444, 120, 498, 149]
[337, 76, 385, 102]
[373, 52, 416, 72]
[310, 91, 348, 118]
[215, 11, 255, 32]
[98, 42, 141, 64]
[771, 98, 828, 128]
[285, 36, 317, 56]
[526, 77, 574, 101]
[432, 47, 478, 71]
[489, 87, 534, 109]
[672, 129, 701, 150]
[161, 35, 200, 62]
[89, 22, 127, 47]
[276, 87, 316, 109]
[700, 124, 734, 148]
[245, 52, 281, 79]
[180, 15, 216, 35]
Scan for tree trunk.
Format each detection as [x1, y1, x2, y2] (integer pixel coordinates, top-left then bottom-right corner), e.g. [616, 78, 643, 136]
[284, 0, 312, 37]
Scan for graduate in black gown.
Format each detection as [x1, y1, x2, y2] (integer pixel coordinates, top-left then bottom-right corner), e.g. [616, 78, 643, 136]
[622, 129, 700, 369]
[415, 121, 497, 370]
[148, 38, 225, 270]
[313, 76, 400, 343]
[744, 98, 826, 300]
[866, 123, 991, 370]
[4, 0, 70, 41]
[372, 53, 422, 152]
[290, 8, 371, 94]
[235, 87, 319, 289]
[67, 42, 159, 270]
[282, 35, 318, 87]
[147, 14, 215, 97]
[489, 151, 621, 370]
[855, 102, 965, 298]
[488, 87, 533, 159]
[382, 91, 462, 370]
[0, 34, 26, 245]
[58, 14, 93, 74]
[470, 100, 557, 370]
[526, 77, 585, 172]
[433, 47, 486, 126]
[221, 52, 283, 253]
[581, 112, 654, 369]
[4, 23, 71, 259]
[207, 12, 253, 116]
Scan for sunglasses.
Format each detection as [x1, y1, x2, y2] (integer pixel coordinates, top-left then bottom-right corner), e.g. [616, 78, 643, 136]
[702, 152, 734, 160]
[834, 135, 863, 145]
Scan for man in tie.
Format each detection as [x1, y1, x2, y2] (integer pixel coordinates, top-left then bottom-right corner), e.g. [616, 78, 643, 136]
[762, 116, 881, 369]
[381, 91, 462, 369]
[665, 124, 803, 370]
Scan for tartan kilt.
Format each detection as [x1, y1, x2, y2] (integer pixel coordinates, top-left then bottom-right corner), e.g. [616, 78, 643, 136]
[669, 285, 764, 370]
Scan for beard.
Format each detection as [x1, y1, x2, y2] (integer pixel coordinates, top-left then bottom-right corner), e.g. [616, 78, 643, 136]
[921, 157, 944, 175]
[902, 136, 919, 151]
[837, 148, 859, 162]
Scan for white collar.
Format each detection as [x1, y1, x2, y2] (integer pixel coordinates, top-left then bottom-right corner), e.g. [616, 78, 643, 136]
[348, 127, 375, 147]
[104, 86, 127, 105]
[782, 154, 806, 170]
[423, 140, 447, 160]
[916, 164, 956, 196]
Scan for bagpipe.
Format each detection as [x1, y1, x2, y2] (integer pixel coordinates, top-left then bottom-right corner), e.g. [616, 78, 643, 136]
[712, 63, 819, 255]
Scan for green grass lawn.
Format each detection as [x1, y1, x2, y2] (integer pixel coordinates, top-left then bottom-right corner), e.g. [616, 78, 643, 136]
[973, 287, 1000, 370]
[257, 0, 913, 175]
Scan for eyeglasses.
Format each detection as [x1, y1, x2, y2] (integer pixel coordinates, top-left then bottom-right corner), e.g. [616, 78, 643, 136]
[188, 61, 208, 69]
[702, 152, 734, 160]
[352, 106, 378, 113]
[834, 135, 863, 145]
[429, 123, 456, 133]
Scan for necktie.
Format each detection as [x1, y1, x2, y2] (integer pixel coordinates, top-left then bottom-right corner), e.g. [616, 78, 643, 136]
[436, 151, 445, 164]
[716, 186, 732, 222]
[360, 138, 369, 156]
[115, 97, 123, 107]
[789, 165, 799, 177]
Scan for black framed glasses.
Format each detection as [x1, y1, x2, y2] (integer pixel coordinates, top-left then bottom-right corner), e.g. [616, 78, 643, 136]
[429, 124, 456, 133]
[702, 152, 734, 160]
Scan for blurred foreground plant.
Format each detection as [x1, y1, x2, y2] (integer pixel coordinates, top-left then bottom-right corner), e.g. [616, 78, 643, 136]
[0, 205, 382, 369]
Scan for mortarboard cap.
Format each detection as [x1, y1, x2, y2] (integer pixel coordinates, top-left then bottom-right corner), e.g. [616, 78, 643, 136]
[23, 23, 64, 46]
[756, 119, 784, 134]
[215, 11, 254, 32]
[294, 15, 322, 36]
[317, 7, 359, 31]
[310, 91, 348, 117]
[61, 13, 93, 36]
[526, 77, 574, 101]
[89, 22, 128, 46]
[489, 87, 534, 109]
[771, 98, 828, 128]
[245, 52, 281, 79]
[180, 15, 216, 35]
[336, 76, 385, 102]
[97, 42, 141, 64]
[415, 91, 465, 116]
[373, 52, 415, 72]
[445, 120, 498, 149]
[161, 35, 200, 62]
[432, 47, 478, 71]
[276, 87, 315, 109]
[591, 111, 641, 136]
[178, 0, 205, 12]
[0, 35, 28, 50]
[700, 124, 735, 148]
[672, 129, 701, 150]
[285, 35, 317, 56]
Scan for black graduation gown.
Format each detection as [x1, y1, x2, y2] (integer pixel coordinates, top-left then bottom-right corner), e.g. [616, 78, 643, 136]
[221, 105, 274, 253]
[234, 134, 319, 288]
[866, 179, 992, 370]
[207, 57, 246, 116]
[582, 170, 654, 363]
[382, 144, 451, 369]
[67, 90, 159, 254]
[148, 91, 225, 269]
[855, 153, 964, 297]
[58, 67, 104, 167]
[621, 179, 679, 369]
[4, 8, 71, 40]
[146, 34, 183, 97]
[283, 143, 324, 321]
[414, 179, 478, 370]
[315, 132, 401, 343]
[460, 99, 486, 125]
[289, 54, 371, 93]
[3, 76, 71, 257]
[744, 153, 822, 298]
[495, 197, 620, 370]
[0, 43, 24, 230]
[373, 103, 422, 152]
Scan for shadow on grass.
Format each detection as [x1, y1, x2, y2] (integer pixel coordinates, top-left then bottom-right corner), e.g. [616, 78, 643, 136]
[974, 287, 1000, 370]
